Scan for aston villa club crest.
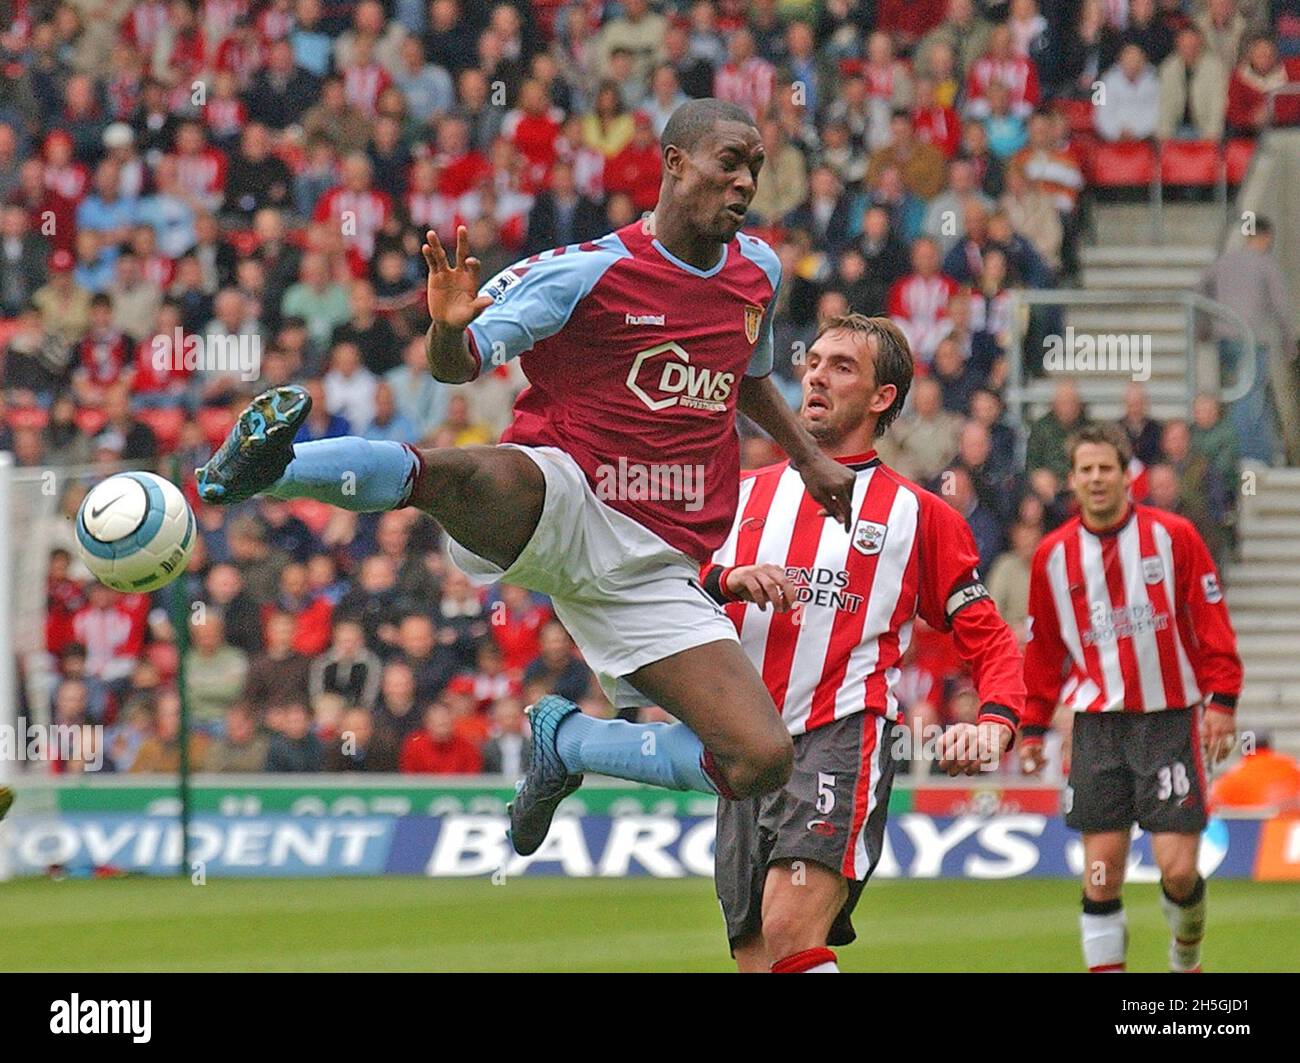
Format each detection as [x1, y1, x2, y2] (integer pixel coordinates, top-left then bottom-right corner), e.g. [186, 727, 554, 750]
[852, 519, 887, 556]
[743, 304, 762, 344]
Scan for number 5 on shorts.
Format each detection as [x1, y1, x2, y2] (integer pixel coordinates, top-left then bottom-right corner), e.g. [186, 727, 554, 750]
[817, 772, 837, 814]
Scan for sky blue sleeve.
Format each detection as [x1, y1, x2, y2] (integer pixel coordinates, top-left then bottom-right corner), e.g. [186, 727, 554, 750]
[738, 233, 782, 378]
[467, 236, 628, 372]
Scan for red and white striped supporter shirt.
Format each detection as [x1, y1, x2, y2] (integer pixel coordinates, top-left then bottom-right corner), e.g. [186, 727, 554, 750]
[1021, 505, 1242, 732]
[704, 452, 1025, 736]
[713, 57, 777, 120]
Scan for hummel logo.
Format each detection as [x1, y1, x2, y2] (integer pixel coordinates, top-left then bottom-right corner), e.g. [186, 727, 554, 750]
[90, 495, 126, 520]
[625, 313, 665, 326]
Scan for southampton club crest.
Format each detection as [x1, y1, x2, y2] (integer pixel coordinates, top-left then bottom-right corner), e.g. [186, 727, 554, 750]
[744, 304, 762, 345]
[852, 519, 887, 556]
[1141, 555, 1164, 585]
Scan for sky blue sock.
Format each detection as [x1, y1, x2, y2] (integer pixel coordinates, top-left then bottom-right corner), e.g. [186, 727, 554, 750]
[269, 438, 417, 511]
[555, 715, 717, 794]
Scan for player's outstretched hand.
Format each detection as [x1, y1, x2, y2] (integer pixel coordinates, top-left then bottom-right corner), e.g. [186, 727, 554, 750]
[724, 563, 795, 611]
[423, 225, 492, 330]
[1203, 704, 1236, 766]
[938, 721, 1012, 776]
[799, 451, 856, 531]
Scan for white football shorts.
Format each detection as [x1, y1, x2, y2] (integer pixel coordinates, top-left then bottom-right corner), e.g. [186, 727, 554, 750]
[447, 444, 740, 708]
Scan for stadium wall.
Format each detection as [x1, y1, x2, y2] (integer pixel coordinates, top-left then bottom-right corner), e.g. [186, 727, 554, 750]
[3, 778, 1296, 882]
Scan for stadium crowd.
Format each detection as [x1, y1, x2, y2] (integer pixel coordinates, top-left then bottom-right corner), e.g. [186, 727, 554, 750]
[1, 0, 1286, 775]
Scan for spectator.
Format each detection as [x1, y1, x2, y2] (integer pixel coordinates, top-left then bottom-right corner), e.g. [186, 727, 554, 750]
[266, 701, 325, 771]
[1198, 215, 1294, 464]
[130, 690, 210, 773]
[942, 464, 1005, 572]
[1190, 392, 1241, 492]
[323, 340, 379, 431]
[964, 24, 1040, 120]
[1160, 419, 1232, 565]
[207, 703, 271, 772]
[1226, 37, 1300, 134]
[603, 111, 662, 213]
[523, 160, 606, 255]
[867, 111, 947, 201]
[713, 27, 776, 120]
[923, 158, 993, 258]
[582, 80, 636, 157]
[374, 659, 425, 742]
[1026, 381, 1087, 482]
[916, 0, 993, 81]
[309, 618, 382, 710]
[0, 204, 49, 315]
[481, 695, 531, 777]
[281, 253, 352, 356]
[399, 701, 483, 773]
[1158, 26, 1228, 141]
[1000, 166, 1061, 274]
[878, 376, 963, 482]
[326, 704, 400, 771]
[225, 123, 295, 221]
[1058, 0, 1124, 100]
[1096, 44, 1161, 142]
[201, 560, 263, 657]
[185, 612, 250, 730]
[1118, 381, 1165, 465]
[1197, 0, 1248, 74]
[244, 610, 312, 709]
[986, 519, 1042, 640]
[1119, 0, 1175, 67]
[523, 621, 592, 703]
[393, 612, 459, 703]
[888, 237, 958, 364]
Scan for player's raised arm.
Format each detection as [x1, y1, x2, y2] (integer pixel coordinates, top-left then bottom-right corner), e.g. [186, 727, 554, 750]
[423, 225, 493, 384]
[737, 374, 856, 530]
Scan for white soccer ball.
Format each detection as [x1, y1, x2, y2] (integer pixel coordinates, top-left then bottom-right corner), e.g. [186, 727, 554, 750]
[74, 471, 196, 593]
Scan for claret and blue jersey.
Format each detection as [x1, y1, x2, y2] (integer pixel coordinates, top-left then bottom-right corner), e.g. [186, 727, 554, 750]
[464, 219, 781, 562]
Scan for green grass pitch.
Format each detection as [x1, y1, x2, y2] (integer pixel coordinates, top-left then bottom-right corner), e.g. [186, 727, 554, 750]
[2, 877, 1298, 972]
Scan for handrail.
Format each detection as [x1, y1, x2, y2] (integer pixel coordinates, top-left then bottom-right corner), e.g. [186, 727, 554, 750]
[1003, 288, 1258, 428]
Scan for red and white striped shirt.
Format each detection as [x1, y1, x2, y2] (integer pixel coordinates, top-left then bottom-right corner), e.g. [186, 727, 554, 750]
[313, 187, 393, 259]
[964, 56, 1040, 118]
[1022, 505, 1242, 729]
[705, 452, 1024, 736]
[713, 58, 777, 120]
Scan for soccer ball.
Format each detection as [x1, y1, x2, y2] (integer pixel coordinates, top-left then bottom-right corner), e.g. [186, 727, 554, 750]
[74, 471, 195, 593]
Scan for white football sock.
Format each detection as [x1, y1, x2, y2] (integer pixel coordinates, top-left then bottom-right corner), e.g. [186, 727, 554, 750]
[1081, 897, 1127, 972]
[1161, 877, 1206, 973]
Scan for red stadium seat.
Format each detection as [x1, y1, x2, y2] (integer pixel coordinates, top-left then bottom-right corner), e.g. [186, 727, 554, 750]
[1054, 98, 1095, 136]
[1159, 140, 1220, 186]
[134, 407, 186, 452]
[1087, 140, 1156, 186]
[7, 406, 48, 430]
[198, 407, 237, 450]
[0, 317, 21, 349]
[75, 408, 108, 436]
[1225, 138, 1256, 184]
